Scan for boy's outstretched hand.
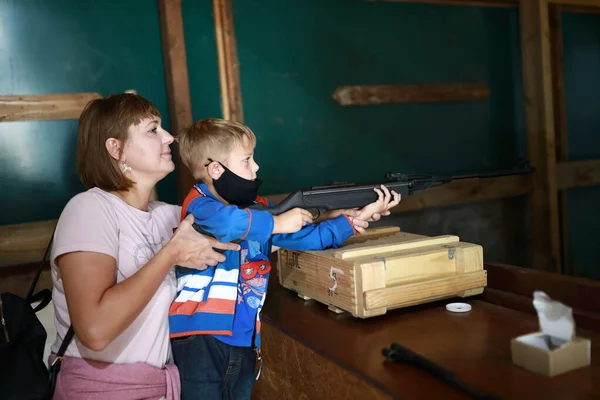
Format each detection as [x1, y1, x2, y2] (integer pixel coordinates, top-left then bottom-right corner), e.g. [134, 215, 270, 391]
[337, 185, 401, 234]
[288, 185, 400, 235]
[355, 185, 401, 221]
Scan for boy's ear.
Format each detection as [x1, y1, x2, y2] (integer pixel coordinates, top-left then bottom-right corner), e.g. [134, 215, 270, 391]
[206, 161, 224, 180]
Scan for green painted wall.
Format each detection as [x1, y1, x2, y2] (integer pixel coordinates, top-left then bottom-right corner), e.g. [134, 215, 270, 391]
[182, 0, 222, 123]
[230, 1, 526, 195]
[562, 12, 600, 279]
[0, 0, 179, 225]
[1, 1, 598, 277]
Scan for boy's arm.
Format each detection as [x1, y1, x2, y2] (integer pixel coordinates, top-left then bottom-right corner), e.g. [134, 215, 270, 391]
[271, 215, 357, 251]
[186, 195, 274, 244]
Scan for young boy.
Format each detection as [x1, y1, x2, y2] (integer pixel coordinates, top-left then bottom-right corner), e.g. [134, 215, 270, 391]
[168, 118, 400, 400]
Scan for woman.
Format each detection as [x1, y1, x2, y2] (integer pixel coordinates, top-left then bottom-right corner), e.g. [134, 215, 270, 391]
[48, 93, 240, 399]
[48, 93, 383, 399]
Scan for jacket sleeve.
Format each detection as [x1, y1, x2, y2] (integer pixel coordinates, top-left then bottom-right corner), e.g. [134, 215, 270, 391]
[271, 215, 357, 251]
[185, 195, 274, 243]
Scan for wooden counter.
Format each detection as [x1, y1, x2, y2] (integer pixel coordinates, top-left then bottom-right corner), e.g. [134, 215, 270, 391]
[253, 262, 600, 400]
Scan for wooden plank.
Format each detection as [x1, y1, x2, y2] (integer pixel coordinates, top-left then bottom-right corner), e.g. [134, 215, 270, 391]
[158, 0, 196, 203]
[556, 159, 600, 189]
[253, 322, 395, 400]
[267, 174, 532, 214]
[561, 4, 600, 12]
[548, 0, 600, 7]
[213, 0, 243, 122]
[549, 5, 571, 274]
[485, 262, 600, 316]
[0, 220, 56, 267]
[364, 270, 487, 310]
[363, 0, 517, 7]
[520, 0, 561, 273]
[0, 93, 101, 122]
[0, 262, 51, 297]
[0, 175, 531, 268]
[481, 288, 600, 333]
[332, 83, 489, 106]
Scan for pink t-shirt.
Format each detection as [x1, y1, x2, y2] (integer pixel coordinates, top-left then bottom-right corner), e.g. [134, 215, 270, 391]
[50, 187, 181, 368]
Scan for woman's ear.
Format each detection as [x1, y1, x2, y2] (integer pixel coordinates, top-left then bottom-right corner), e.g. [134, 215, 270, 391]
[206, 161, 224, 180]
[105, 138, 122, 161]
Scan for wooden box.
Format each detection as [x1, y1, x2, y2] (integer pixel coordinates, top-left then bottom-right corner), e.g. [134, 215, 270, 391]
[275, 226, 487, 318]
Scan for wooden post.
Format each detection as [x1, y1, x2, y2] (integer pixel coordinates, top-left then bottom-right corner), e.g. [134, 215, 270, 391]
[548, 5, 571, 274]
[519, 0, 561, 273]
[213, 0, 243, 122]
[158, 0, 196, 203]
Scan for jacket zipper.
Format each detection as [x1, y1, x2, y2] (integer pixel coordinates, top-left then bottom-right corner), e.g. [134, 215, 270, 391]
[0, 296, 9, 343]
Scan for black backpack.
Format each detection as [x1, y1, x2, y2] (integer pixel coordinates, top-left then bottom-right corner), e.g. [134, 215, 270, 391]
[0, 232, 74, 400]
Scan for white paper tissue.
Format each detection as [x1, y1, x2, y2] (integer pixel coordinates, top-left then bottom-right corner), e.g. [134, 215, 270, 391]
[532, 291, 574, 349]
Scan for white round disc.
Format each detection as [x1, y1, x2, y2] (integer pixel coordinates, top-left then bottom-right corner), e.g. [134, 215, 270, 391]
[446, 302, 472, 313]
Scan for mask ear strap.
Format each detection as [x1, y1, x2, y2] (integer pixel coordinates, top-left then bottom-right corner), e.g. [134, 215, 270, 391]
[204, 158, 214, 167]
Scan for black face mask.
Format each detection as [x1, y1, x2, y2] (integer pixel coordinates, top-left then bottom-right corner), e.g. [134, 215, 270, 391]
[210, 159, 262, 207]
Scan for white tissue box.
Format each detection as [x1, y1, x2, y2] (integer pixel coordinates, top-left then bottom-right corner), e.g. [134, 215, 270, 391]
[510, 332, 591, 377]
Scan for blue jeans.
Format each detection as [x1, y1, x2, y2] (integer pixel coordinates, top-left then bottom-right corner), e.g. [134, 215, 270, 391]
[171, 334, 257, 400]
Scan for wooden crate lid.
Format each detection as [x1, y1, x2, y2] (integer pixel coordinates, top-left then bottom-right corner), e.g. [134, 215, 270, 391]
[329, 226, 460, 261]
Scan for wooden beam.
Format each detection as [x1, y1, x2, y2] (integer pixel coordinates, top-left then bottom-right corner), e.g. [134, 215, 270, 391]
[213, 0, 243, 122]
[556, 159, 600, 189]
[0, 174, 532, 267]
[0, 262, 52, 298]
[266, 174, 532, 214]
[0, 220, 56, 267]
[332, 83, 489, 106]
[158, 0, 196, 203]
[368, 0, 600, 6]
[549, 4, 572, 274]
[548, 0, 600, 7]
[561, 4, 600, 12]
[482, 262, 600, 333]
[363, 0, 517, 7]
[0, 93, 101, 122]
[520, 0, 561, 273]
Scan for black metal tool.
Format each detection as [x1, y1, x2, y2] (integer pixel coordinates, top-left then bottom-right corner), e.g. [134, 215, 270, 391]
[382, 343, 502, 400]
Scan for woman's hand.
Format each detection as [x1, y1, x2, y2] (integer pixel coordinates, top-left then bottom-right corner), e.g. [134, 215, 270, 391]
[167, 214, 241, 270]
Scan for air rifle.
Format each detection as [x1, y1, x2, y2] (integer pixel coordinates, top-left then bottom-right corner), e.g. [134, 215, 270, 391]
[189, 159, 535, 255]
[247, 158, 535, 219]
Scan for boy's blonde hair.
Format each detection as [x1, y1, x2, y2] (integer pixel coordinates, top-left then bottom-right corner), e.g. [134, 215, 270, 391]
[179, 118, 257, 180]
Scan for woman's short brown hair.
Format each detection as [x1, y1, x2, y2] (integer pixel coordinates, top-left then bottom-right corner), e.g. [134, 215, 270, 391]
[76, 93, 161, 191]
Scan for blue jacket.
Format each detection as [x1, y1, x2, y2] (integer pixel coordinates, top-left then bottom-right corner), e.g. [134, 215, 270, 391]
[168, 183, 356, 350]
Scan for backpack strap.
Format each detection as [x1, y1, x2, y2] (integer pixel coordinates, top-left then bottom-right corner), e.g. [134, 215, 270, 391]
[48, 325, 73, 393]
[26, 226, 56, 302]
[56, 326, 74, 358]
[26, 225, 75, 394]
